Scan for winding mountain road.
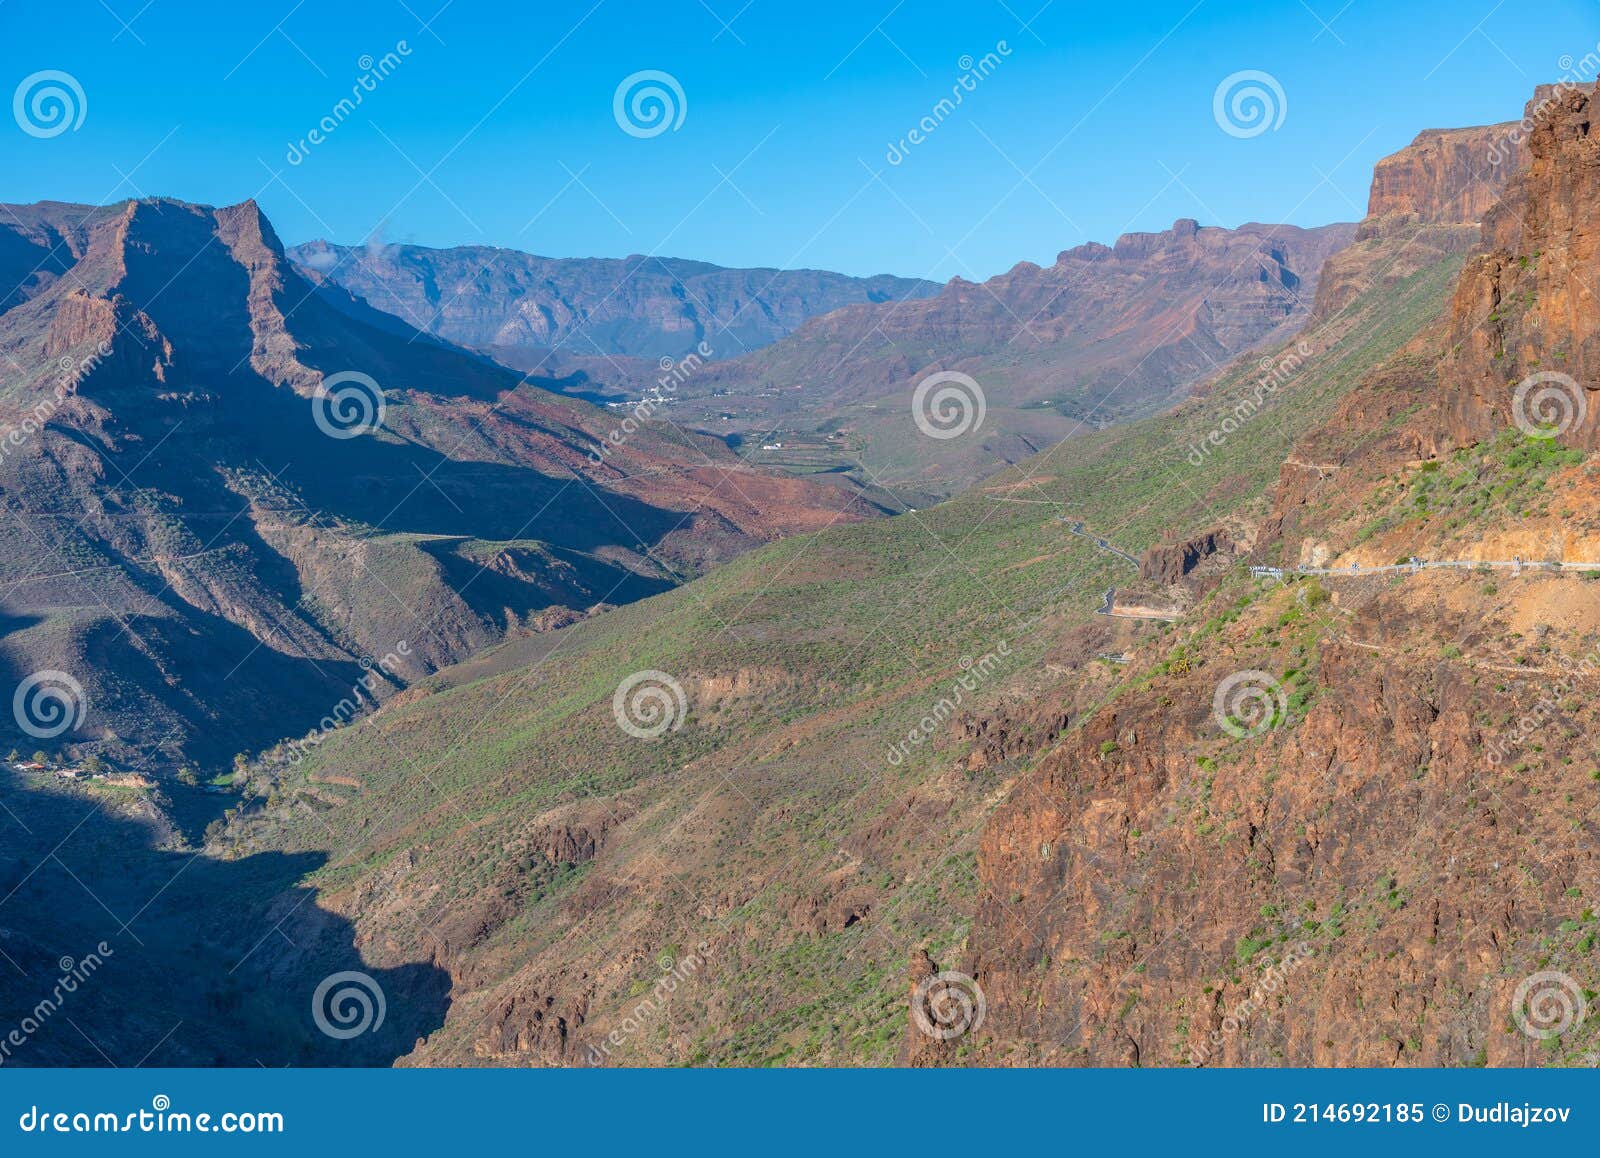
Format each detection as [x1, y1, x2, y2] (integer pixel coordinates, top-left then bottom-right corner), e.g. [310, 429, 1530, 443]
[1059, 519, 1141, 569]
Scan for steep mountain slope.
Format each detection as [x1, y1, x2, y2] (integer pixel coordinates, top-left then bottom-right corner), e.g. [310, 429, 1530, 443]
[954, 88, 1600, 1069]
[183, 127, 1478, 1067]
[287, 240, 940, 363]
[683, 219, 1356, 500]
[0, 198, 873, 766]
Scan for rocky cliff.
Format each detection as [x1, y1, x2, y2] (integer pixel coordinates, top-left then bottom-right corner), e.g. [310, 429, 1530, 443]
[1441, 84, 1600, 450]
[1311, 122, 1523, 320]
[1366, 124, 1523, 224]
[951, 87, 1600, 1068]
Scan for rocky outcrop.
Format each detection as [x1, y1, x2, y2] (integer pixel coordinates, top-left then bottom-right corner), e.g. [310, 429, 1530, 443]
[478, 979, 592, 1063]
[1439, 84, 1600, 450]
[1366, 124, 1522, 225]
[1312, 122, 1526, 320]
[1138, 529, 1233, 585]
[955, 84, 1600, 1069]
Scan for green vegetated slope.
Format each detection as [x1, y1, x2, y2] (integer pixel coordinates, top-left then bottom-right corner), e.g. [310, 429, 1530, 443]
[219, 250, 1462, 1065]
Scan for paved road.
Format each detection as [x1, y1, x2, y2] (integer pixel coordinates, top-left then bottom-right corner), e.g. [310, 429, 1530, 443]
[1252, 558, 1600, 580]
[1060, 519, 1140, 569]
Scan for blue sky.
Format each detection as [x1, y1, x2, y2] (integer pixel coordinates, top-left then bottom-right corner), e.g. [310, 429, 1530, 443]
[2, 0, 1596, 280]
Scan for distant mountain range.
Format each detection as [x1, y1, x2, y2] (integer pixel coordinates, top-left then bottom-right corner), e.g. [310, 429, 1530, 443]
[286, 239, 941, 363]
[296, 219, 1357, 503]
[692, 217, 1358, 497]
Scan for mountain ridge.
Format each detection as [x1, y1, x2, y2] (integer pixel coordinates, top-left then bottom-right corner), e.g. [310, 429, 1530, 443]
[0, 195, 875, 766]
[286, 238, 942, 364]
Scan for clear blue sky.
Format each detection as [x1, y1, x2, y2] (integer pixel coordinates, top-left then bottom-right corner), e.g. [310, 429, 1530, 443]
[3, 0, 1596, 280]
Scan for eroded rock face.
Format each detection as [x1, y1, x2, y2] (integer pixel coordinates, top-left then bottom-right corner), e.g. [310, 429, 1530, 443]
[1311, 122, 1525, 321]
[1366, 124, 1523, 225]
[1139, 529, 1233, 585]
[953, 86, 1600, 1068]
[962, 563, 1600, 1068]
[478, 981, 592, 1063]
[1440, 85, 1600, 451]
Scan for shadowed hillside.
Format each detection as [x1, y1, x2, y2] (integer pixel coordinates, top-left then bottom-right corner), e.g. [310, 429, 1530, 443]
[210, 122, 1488, 1065]
[0, 198, 876, 767]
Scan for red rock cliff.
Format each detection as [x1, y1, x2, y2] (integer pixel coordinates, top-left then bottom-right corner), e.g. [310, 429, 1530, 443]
[1440, 84, 1600, 450]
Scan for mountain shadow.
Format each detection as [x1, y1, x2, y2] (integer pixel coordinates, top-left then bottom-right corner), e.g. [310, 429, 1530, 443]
[0, 769, 449, 1066]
